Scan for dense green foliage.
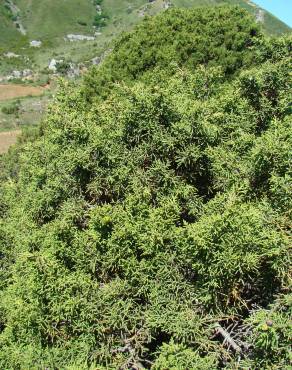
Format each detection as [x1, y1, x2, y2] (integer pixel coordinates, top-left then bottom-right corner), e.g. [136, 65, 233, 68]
[93, 0, 109, 28]
[84, 6, 261, 99]
[0, 6, 291, 369]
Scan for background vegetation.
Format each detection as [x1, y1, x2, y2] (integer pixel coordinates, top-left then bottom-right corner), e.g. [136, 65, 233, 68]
[0, 0, 290, 75]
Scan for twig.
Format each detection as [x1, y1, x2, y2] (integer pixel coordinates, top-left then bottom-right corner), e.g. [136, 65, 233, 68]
[214, 323, 242, 353]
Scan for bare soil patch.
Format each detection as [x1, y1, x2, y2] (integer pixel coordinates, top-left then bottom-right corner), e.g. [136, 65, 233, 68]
[0, 130, 21, 154]
[0, 84, 45, 101]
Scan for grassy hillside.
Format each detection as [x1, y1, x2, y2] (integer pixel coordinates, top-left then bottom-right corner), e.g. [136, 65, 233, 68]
[0, 0, 290, 76]
[0, 3, 27, 51]
[214, 0, 291, 36]
[15, 0, 97, 41]
[102, 0, 291, 38]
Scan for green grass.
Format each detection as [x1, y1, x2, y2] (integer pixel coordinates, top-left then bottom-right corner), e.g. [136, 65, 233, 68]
[0, 4, 27, 52]
[15, 0, 97, 40]
[212, 0, 291, 36]
[261, 10, 291, 36]
[0, 94, 51, 132]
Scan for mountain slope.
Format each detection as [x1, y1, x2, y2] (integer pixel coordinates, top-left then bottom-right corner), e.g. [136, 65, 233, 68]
[0, 2, 27, 50]
[0, 0, 290, 76]
[15, 0, 97, 41]
[213, 0, 291, 36]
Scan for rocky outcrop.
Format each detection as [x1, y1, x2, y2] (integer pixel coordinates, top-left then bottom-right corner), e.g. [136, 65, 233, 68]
[256, 9, 264, 23]
[30, 40, 42, 47]
[3, 52, 20, 58]
[66, 34, 95, 41]
[0, 69, 33, 82]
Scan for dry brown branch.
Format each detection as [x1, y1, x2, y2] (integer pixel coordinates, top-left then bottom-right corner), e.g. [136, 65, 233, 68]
[214, 323, 242, 353]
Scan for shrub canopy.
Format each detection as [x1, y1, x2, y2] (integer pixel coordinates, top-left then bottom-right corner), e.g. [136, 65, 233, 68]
[83, 5, 261, 99]
[0, 5, 291, 369]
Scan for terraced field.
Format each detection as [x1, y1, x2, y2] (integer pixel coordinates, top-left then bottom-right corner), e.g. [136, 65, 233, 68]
[0, 129, 20, 154]
[0, 84, 45, 100]
[0, 83, 50, 153]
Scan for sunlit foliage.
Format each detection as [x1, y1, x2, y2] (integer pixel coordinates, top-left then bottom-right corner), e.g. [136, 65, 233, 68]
[0, 6, 291, 369]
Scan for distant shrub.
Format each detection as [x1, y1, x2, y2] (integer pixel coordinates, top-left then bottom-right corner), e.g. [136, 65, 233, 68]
[55, 61, 71, 75]
[77, 20, 87, 26]
[93, 13, 108, 28]
[1, 101, 20, 115]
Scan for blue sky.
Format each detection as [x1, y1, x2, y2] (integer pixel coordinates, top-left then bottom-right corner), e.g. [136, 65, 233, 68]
[252, 0, 292, 27]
